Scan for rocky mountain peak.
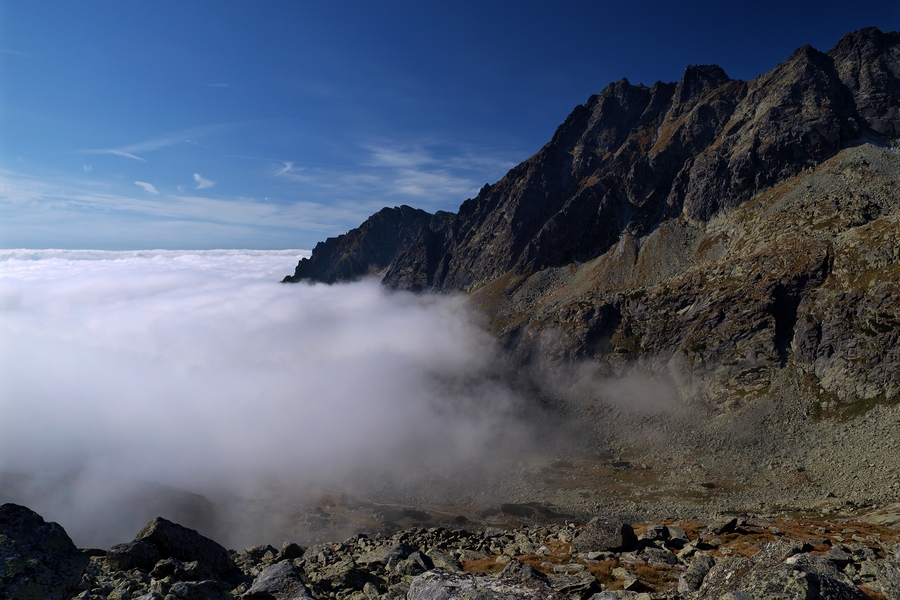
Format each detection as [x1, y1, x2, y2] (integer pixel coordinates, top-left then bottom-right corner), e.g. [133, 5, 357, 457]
[283, 205, 432, 284]
[828, 27, 900, 136]
[670, 64, 731, 117]
[286, 28, 900, 416]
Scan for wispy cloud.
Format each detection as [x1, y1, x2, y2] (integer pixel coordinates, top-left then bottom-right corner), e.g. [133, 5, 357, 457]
[106, 150, 147, 162]
[193, 173, 214, 189]
[365, 146, 433, 168]
[0, 169, 368, 233]
[206, 83, 230, 87]
[134, 181, 159, 195]
[83, 165, 92, 173]
[271, 144, 515, 203]
[83, 124, 235, 162]
[0, 48, 35, 58]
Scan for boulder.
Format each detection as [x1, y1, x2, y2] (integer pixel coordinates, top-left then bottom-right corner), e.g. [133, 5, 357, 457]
[570, 517, 637, 553]
[107, 540, 160, 572]
[0, 503, 89, 600]
[407, 560, 564, 600]
[678, 554, 715, 592]
[168, 579, 233, 600]
[697, 547, 869, 599]
[134, 517, 242, 583]
[243, 562, 314, 599]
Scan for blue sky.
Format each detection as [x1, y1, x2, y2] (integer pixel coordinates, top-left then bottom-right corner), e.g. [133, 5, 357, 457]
[1, 2, 897, 250]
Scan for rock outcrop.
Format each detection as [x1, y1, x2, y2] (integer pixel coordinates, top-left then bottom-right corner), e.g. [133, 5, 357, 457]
[0, 503, 89, 600]
[133, 516, 243, 583]
[283, 205, 433, 284]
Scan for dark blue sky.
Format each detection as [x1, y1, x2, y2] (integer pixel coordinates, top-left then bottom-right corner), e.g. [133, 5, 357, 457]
[1, 1, 897, 249]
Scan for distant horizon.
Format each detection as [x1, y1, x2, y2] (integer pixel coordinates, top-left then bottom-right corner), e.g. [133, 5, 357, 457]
[0, 247, 311, 253]
[2, 2, 898, 250]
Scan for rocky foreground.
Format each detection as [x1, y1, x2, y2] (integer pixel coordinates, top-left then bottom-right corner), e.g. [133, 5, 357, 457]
[3, 502, 900, 599]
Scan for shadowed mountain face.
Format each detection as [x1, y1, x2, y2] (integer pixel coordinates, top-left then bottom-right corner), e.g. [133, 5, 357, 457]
[286, 27, 900, 411]
[379, 28, 899, 293]
[283, 205, 433, 284]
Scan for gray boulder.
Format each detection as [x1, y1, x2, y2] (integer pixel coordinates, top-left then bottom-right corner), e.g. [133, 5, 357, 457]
[697, 545, 869, 599]
[168, 579, 233, 600]
[678, 554, 715, 592]
[243, 562, 314, 599]
[869, 556, 900, 598]
[107, 540, 160, 572]
[134, 516, 242, 583]
[407, 560, 564, 600]
[0, 503, 89, 600]
[570, 517, 637, 553]
[426, 550, 462, 572]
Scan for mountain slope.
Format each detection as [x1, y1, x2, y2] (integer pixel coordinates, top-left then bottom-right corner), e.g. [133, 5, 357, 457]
[286, 27, 900, 412]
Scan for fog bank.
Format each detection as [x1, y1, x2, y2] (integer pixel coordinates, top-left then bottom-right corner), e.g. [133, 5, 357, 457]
[0, 250, 542, 547]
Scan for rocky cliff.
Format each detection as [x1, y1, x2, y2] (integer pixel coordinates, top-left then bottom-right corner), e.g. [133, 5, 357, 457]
[287, 28, 900, 412]
[283, 205, 433, 284]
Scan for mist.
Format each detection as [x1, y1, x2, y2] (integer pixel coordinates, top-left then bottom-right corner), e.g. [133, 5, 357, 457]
[0, 250, 544, 548]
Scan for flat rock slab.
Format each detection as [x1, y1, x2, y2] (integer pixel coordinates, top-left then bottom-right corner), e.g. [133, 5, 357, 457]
[408, 568, 564, 600]
[407, 560, 564, 600]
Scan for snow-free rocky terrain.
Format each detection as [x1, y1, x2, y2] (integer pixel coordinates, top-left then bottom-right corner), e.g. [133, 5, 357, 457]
[2, 502, 900, 599]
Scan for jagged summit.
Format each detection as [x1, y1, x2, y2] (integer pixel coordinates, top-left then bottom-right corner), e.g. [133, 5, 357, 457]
[283, 205, 432, 284]
[286, 28, 900, 412]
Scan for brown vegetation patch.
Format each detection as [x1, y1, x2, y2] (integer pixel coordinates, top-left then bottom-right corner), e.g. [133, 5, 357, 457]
[631, 561, 681, 591]
[858, 585, 887, 600]
[584, 558, 620, 587]
[460, 557, 506, 574]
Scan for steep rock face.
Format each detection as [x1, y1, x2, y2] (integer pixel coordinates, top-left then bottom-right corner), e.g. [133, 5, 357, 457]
[382, 28, 898, 293]
[829, 27, 900, 136]
[476, 144, 900, 409]
[290, 28, 900, 412]
[283, 205, 432, 283]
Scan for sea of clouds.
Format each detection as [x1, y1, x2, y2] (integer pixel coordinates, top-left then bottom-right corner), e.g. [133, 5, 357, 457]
[0, 249, 541, 547]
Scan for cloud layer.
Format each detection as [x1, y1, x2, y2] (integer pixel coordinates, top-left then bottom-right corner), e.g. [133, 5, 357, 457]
[0, 250, 536, 547]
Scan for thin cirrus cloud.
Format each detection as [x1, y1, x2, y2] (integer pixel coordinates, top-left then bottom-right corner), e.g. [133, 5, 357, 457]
[82, 124, 236, 162]
[193, 173, 214, 189]
[272, 144, 515, 204]
[274, 161, 294, 176]
[134, 181, 159, 195]
[0, 168, 379, 248]
[0, 48, 36, 58]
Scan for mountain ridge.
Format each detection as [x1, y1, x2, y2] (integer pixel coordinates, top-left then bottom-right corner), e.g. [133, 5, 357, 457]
[285, 26, 900, 413]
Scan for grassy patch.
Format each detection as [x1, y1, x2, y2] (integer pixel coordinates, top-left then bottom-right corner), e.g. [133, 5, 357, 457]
[812, 392, 900, 422]
[610, 330, 641, 354]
